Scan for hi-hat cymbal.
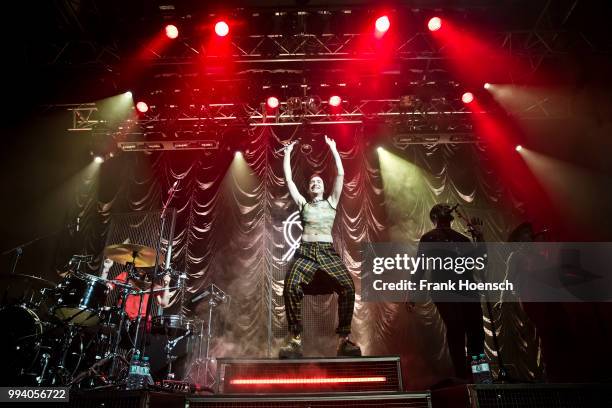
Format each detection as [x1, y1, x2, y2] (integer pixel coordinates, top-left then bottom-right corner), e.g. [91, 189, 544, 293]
[103, 243, 162, 268]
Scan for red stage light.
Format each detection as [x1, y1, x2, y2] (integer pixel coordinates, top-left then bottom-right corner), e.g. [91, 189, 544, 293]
[215, 21, 230, 37]
[136, 101, 149, 113]
[266, 96, 279, 109]
[461, 92, 474, 104]
[230, 376, 387, 385]
[165, 24, 179, 39]
[428, 17, 442, 32]
[375, 16, 390, 33]
[328, 95, 342, 107]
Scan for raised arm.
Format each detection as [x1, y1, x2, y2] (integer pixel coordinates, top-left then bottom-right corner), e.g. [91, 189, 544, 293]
[155, 273, 174, 308]
[325, 135, 344, 207]
[100, 258, 114, 280]
[283, 141, 307, 208]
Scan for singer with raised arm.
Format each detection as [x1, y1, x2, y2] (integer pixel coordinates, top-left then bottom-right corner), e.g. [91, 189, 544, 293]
[409, 203, 486, 382]
[279, 136, 361, 359]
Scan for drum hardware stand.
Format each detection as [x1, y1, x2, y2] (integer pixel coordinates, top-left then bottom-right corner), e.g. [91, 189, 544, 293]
[136, 180, 179, 364]
[153, 270, 189, 381]
[54, 324, 81, 385]
[185, 284, 227, 388]
[164, 328, 191, 380]
[106, 264, 139, 381]
[36, 352, 51, 386]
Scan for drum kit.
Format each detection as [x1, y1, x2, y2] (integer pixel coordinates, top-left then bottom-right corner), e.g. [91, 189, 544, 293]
[0, 243, 200, 389]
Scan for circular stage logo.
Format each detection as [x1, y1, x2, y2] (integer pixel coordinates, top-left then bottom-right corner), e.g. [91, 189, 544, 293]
[282, 211, 302, 262]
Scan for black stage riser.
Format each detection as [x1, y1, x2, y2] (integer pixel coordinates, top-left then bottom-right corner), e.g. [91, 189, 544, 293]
[431, 384, 612, 408]
[188, 393, 431, 408]
[60, 390, 186, 408]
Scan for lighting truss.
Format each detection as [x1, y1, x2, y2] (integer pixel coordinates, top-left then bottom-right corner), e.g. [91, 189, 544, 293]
[86, 97, 474, 133]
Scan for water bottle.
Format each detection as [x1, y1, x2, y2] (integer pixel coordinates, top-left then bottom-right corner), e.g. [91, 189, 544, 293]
[470, 355, 482, 383]
[126, 352, 155, 389]
[126, 354, 144, 390]
[479, 353, 493, 384]
[141, 356, 155, 386]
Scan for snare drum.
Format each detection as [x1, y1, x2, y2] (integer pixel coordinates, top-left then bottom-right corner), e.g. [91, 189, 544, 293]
[151, 315, 196, 337]
[52, 273, 109, 326]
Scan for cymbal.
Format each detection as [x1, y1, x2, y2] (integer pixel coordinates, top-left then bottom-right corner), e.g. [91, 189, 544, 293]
[0, 273, 56, 288]
[103, 243, 162, 268]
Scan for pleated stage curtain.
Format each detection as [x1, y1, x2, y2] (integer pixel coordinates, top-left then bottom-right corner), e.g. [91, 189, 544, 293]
[77, 125, 544, 389]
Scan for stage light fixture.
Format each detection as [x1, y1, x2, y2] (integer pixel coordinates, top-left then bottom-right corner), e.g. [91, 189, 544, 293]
[428, 17, 442, 32]
[266, 96, 280, 109]
[461, 92, 474, 104]
[125, 91, 133, 98]
[136, 101, 149, 113]
[305, 95, 322, 112]
[375, 16, 390, 34]
[484, 83, 492, 90]
[515, 145, 523, 152]
[215, 21, 230, 37]
[328, 95, 342, 107]
[165, 24, 179, 39]
[93, 156, 104, 164]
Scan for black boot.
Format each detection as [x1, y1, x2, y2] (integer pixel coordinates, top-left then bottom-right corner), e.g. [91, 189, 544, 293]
[337, 336, 361, 357]
[279, 334, 303, 359]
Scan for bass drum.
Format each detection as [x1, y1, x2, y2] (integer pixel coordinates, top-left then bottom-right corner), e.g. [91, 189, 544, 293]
[0, 305, 43, 385]
[0, 304, 86, 386]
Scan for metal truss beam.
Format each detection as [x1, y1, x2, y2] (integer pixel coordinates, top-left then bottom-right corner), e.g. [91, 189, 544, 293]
[65, 88, 572, 140]
[67, 104, 102, 131]
[87, 98, 476, 136]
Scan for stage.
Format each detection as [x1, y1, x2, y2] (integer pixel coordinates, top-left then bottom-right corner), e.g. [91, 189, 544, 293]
[43, 357, 609, 408]
[2, 0, 612, 403]
[60, 382, 611, 408]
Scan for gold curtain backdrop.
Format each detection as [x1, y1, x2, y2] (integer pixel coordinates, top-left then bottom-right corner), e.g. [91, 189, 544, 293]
[76, 125, 543, 389]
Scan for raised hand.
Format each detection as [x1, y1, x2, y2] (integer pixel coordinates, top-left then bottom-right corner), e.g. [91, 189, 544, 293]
[284, 140, 297, 154]
[324, 135, 337, 151]
[163, 273, 171, 286]
[102, 258, 114, 272]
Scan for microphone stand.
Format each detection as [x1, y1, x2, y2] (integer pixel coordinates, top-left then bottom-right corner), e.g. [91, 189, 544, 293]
[2, 221, 77, 275]
[135, 181, 179, 364]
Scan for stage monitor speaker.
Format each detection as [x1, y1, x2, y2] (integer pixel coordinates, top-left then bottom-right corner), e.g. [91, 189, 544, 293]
[216, 356, 403, 395]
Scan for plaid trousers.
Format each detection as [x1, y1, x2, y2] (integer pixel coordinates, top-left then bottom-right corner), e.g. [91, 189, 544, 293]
[283, 242, 355, 336]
